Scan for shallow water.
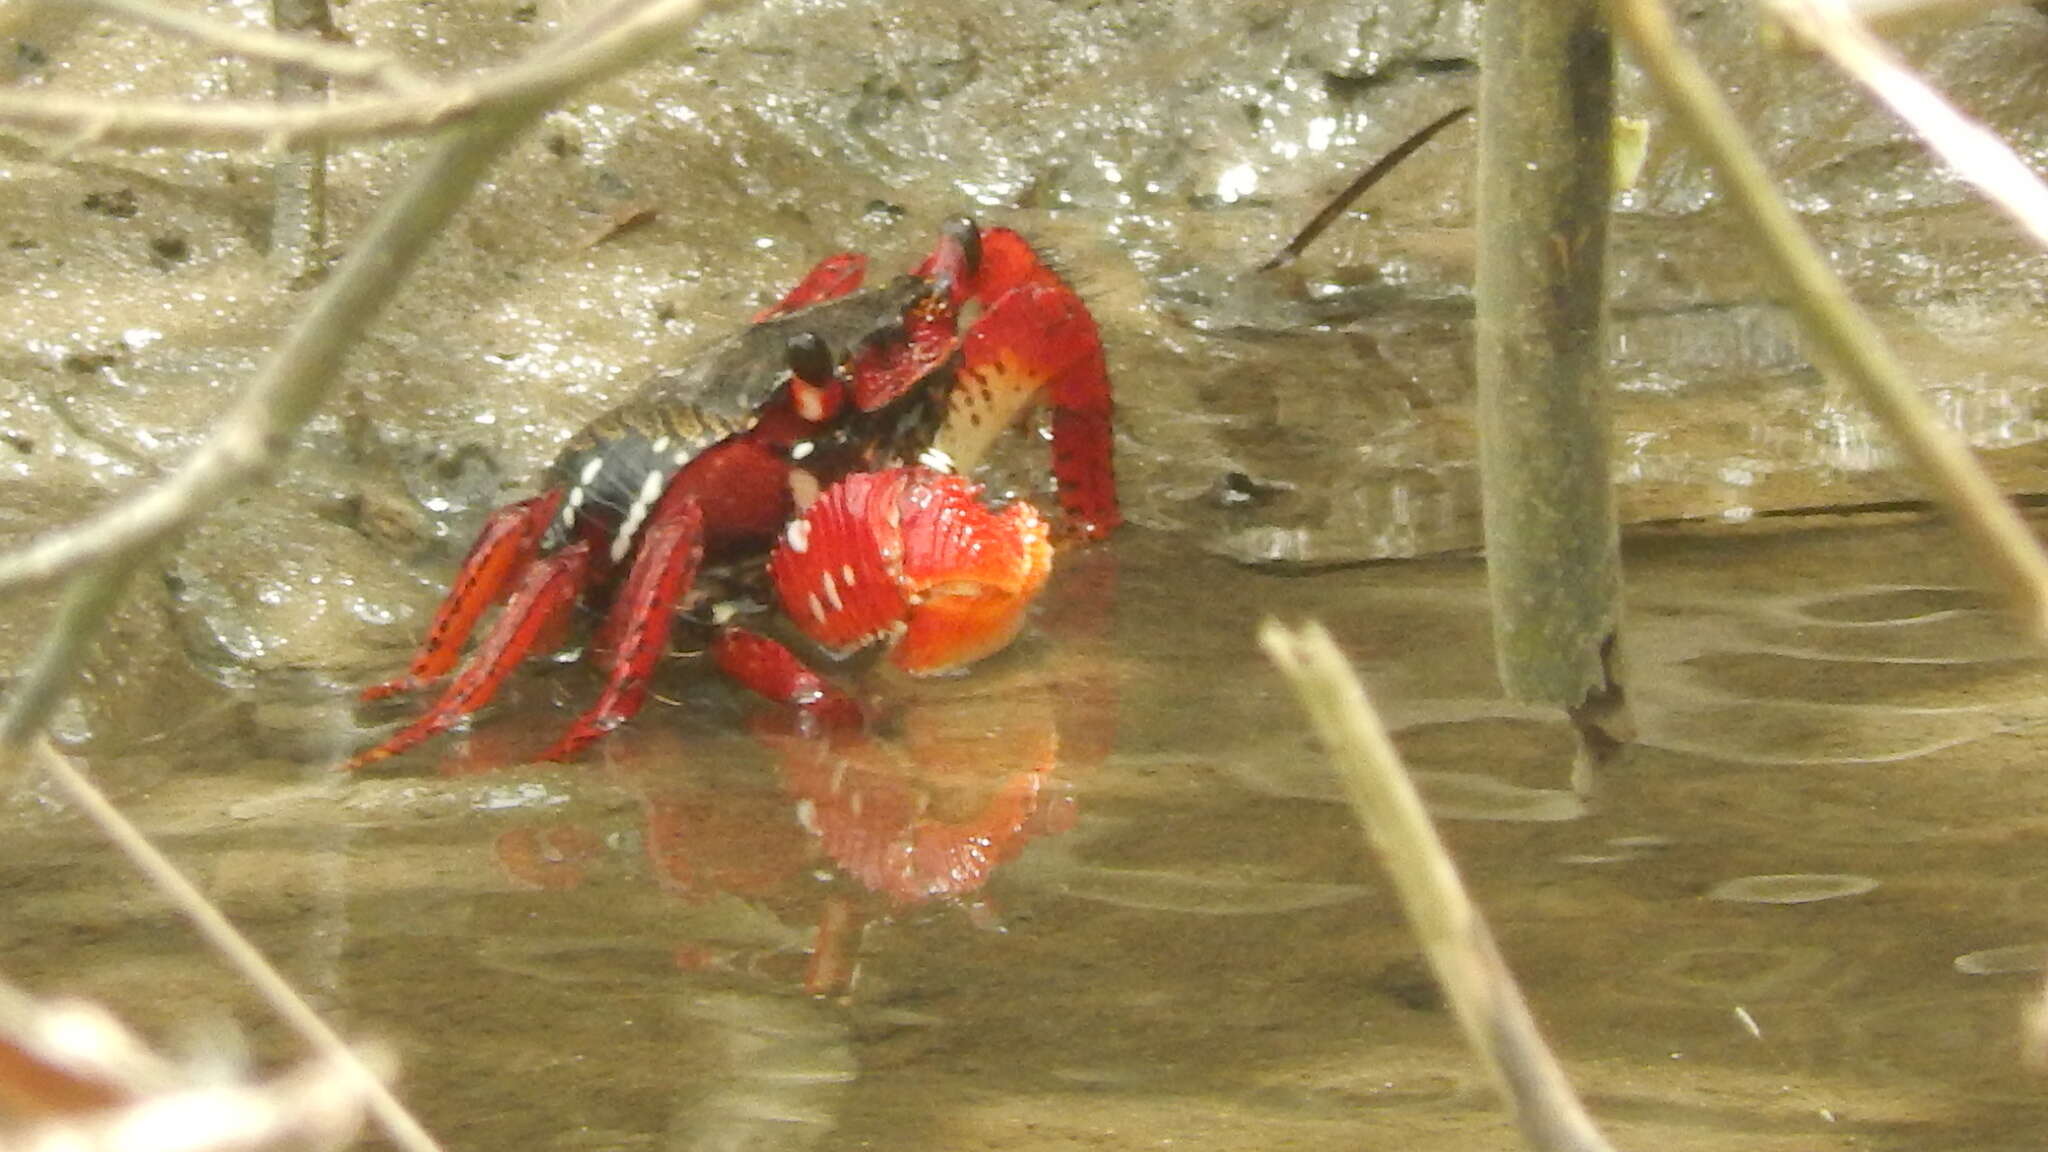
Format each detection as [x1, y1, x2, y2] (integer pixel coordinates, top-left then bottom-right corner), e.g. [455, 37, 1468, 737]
[10, 515, 2048, 1151]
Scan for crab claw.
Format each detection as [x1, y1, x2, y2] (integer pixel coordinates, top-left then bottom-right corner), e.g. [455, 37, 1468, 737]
[770, 466, 1053, 674]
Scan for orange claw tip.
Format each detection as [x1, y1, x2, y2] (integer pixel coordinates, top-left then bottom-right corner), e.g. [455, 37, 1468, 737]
[896, 477, 1051, 597]
[891, 497, 1052, 674]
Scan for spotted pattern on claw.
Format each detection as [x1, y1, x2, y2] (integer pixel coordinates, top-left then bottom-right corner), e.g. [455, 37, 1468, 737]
[768, 466, 1052, 673]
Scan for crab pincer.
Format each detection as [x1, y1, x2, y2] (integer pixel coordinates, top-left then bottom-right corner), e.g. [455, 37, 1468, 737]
[714, 466, 1053, 724]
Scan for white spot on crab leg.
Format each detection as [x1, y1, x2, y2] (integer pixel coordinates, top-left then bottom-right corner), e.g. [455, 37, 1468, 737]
[579, 457, 604, 486]
[610, 470, 669, 562]
[785, 517, 811, 554]
[822, 572, 844, 613]
[841, 563, 855, 588]
[807, 592, 827, 624]
[791, 441, 815, 461]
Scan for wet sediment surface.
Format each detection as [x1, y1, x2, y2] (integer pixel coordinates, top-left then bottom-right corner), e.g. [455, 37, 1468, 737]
[9, 516, 2048, 1151]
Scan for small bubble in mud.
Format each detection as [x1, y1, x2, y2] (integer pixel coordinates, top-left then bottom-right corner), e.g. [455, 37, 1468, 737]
[1707, 873, 1878, 905]
[1953, 944, 2048, 976]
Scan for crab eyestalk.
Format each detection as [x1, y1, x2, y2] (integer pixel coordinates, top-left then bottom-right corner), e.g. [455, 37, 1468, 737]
[783, 330, 845, 424]
[769, 466, 1053, 675]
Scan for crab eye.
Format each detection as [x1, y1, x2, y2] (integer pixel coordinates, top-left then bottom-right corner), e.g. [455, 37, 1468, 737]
[943, 217, 982, 277]
[786, 331, 836, 385]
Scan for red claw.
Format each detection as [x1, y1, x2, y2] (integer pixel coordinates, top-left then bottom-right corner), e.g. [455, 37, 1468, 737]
[936, 228, 1118, 539]
[768, 467, 1052, 675]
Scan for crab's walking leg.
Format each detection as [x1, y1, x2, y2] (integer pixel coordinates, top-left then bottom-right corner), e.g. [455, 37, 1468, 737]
[711, 628, 864, 732]
[362, 491, 565, 700]
[751, 252, 869, 323]
[937, 228, 1119, 538]
[539, 502, 706, 762]
[344, 541, 592, 771]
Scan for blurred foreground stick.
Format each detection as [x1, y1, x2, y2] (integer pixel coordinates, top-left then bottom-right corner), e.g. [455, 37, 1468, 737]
[0, 977, 375, 1152]
[1262, 621, 1619, 1152]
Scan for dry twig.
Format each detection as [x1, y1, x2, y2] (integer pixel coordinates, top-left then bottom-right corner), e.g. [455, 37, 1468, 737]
[1261, 621, 1619, 1152]
[0, 0, 721, 1147]
[0, 0, 716, 603]
[73, 0, 425, 91]
[1609, 0, 2048, 642]
[1768, 0, 2048, 254]
[22, 739, 431, 1152]
[0, 0, 707, 149]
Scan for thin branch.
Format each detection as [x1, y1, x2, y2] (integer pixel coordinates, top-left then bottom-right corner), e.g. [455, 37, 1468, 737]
[269, 0, 334, 280]
[24, 736, 431, 1152]
[73, 0, 427, 92]
[0, 104, 531, 752]
[0, 567, 134, 753]
[1610, 0, 2048, 642]
[1260, 621, 1619, 1152]
[1259, 104, 1473, 270]
[0, 0, 714, 599]
[0, 0, 709, 150]
[1768, 0, 2048, 255]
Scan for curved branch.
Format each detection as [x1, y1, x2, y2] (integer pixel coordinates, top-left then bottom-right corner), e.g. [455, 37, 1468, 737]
[0, 0, 712, 598]
[0, 0, 706, 149]
[75, 0, 428, 91]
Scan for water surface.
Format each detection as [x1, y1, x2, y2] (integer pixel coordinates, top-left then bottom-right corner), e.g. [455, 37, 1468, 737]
[8, 516, 2048, 1151]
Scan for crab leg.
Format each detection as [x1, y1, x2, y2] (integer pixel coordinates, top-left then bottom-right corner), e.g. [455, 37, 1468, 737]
[539, 501, 706, 762]
[344, 540, 593, 771]
[361, 491, 565, 700]
[935, 228, 1119, 539]
[711, 627, 864, 732]
[751, 252, 869, 323]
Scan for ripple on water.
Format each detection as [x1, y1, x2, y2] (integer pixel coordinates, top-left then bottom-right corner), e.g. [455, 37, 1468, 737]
[1791, 585, 1984, 625]
[1413, 772, 1585, 823]
[1708, 873, 1880, 904]
[1953, 943, 2048, 975]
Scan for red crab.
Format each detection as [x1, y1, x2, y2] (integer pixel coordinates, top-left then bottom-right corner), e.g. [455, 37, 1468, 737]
[347, 219, 1117, 769]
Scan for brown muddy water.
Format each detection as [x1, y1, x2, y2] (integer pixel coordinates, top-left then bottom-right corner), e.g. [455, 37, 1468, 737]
[8, 513, 2048, 1151]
